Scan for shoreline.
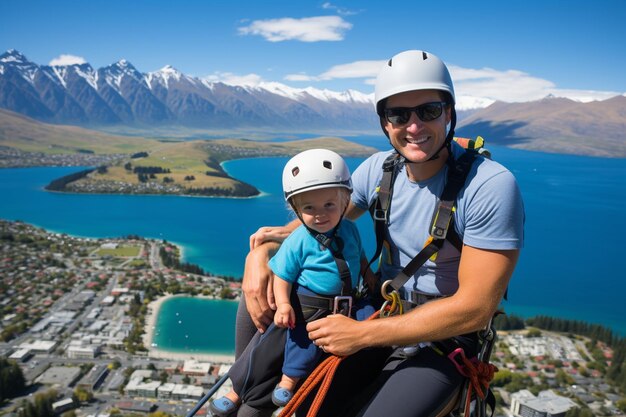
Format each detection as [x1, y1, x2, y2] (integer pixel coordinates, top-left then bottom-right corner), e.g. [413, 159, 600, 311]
[143, 293, 236, 364]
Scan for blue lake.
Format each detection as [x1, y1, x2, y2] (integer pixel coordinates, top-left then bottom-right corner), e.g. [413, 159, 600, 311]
[1, 137, 625, 341]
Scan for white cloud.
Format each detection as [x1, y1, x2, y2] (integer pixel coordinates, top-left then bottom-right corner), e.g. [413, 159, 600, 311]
[206, 60, 621, 106]
[284, 73, 317, 82]
[319, 60, 384, 79]
[286, 59, 384, 84]
[204, 72, 264, 87]
[321, 2, 361, 16]
[449, 65, 621, 103]
[49, 54, 87, 66]
[238, 16, 352, 42]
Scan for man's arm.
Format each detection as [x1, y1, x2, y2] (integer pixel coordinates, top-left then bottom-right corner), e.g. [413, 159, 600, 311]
[345, 201, 365, 221]
[307, 246, 519, 356]
[243, 202, 366, 332]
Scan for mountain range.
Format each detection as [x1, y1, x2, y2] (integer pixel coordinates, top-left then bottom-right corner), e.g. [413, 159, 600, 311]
[0, 49, 377, 132]
[1, 49, 625, 157]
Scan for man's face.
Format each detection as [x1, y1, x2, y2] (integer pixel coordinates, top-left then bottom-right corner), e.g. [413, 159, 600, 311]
[383, 89, 451, 163]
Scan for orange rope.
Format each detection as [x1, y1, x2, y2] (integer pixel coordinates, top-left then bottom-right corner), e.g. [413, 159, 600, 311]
[277, 310, 381, 417]
[457, 353, 498, 417]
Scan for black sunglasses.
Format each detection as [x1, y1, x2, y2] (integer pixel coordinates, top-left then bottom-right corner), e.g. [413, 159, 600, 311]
[384, 101, 448, 125]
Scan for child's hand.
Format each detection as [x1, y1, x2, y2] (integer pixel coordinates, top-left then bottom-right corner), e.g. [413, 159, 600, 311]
[274, 303, 296, 329]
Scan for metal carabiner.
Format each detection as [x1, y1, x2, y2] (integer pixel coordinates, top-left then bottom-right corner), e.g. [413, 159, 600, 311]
[380, 279, 395, 301]
[379, 289, 403, 318]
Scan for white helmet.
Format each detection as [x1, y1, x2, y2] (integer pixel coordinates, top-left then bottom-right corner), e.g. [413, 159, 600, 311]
[375, 50, 455, 116]
[282, 149, 352, 201]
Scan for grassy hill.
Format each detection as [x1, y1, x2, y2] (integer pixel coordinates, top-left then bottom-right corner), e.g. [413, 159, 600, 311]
[0, 108, 159, 154]
[65, 137, 377, 197]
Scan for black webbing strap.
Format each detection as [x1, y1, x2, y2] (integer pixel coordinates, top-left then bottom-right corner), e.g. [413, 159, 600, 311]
[383, 150, 478, 293]
[368, 153, 404, 269]
[312, 232, 352, 296]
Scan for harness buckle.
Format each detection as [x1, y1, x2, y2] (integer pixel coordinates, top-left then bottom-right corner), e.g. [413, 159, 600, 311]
[406, 290, 443, 306]
[372, 208, 387, 222]
[333, 296, 352, 316]
[430, 201, 454, 239]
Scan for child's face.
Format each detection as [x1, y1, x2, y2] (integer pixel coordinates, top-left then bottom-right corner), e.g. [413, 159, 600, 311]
[294, 187, 348, 234]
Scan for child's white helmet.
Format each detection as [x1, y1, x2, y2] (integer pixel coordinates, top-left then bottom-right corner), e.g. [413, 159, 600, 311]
[282, 149, 352, 201]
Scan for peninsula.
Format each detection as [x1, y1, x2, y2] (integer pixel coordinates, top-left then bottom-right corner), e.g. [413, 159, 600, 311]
[1, 109, 377, 197]
[43, 137, 377, 197]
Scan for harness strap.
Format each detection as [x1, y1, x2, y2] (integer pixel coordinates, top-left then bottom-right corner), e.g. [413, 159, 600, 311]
[311, 232, 353, 296]
[388, 236, 443, 292]
[297, 293, 337, 311]
[381, 150, 477, 294]
[368, 153, 403, 268]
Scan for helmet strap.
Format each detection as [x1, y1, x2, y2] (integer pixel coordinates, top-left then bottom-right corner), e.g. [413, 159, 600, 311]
[289, 198, 347, 251]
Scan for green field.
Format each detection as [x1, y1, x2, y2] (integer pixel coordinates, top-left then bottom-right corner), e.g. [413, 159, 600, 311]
[96, 245, 142, 257]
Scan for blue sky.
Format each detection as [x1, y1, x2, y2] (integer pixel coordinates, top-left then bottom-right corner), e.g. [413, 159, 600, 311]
[1, 0, 625, 105]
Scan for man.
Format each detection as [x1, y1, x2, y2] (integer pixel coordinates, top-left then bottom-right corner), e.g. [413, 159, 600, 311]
[238, 50, 524, 417]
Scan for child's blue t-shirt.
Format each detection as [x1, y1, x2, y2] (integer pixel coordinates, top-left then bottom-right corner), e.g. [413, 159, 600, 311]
[269, 219, 363, 295]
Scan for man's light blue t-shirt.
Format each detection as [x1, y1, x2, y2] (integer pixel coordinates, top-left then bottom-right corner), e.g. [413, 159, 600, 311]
[351, 142, 525, 296]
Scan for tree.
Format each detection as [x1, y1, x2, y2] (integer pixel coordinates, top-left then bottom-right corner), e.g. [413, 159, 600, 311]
[159, 371, 169, 383]
[0, 358, 26, 401]
[556, 368, 575, 385]
[73, 387, 93, 403]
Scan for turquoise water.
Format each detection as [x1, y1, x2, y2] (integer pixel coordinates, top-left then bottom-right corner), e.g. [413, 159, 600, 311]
[1, 139, 625, 345]
[152, 297, 239, 355]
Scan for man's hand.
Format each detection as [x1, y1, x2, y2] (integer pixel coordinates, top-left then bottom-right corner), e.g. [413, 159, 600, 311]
[306, 314, 368, 357]
[249, 226, 293, 250]
[242, 245, 278, 333]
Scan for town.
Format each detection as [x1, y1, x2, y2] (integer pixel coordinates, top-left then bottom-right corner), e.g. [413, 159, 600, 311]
[0, 219, 623, 417]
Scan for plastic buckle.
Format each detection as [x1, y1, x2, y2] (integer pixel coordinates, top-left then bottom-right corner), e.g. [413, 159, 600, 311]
[333, 296, 352, 316]
[430, 202, 454, 239]
[372, 209, 387, 222]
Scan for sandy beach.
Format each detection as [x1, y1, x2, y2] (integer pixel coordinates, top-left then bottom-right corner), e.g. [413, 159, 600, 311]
[143, 293, 236, 364]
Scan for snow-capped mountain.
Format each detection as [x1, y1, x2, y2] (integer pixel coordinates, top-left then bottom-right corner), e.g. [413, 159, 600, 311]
[0, 49, 378, 130]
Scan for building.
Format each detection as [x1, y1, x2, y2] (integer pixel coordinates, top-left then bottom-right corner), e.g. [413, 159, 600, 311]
[36, 366, 82, 387]
[182, 360, 211, 376]
[67, 345, 101, 359]
[217, 364, 231, 377]
[8, 348, 32, 362]
[511, 390, 577, 417]
[136, 381, 161, 398]
[78, 364, 109, 391]
[51, 398, 75, 414]
[100, 296, 115, 306]
[18, 340, 57, 354]
[157, 383, 176, 399]
[172, 384, 204, 400]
